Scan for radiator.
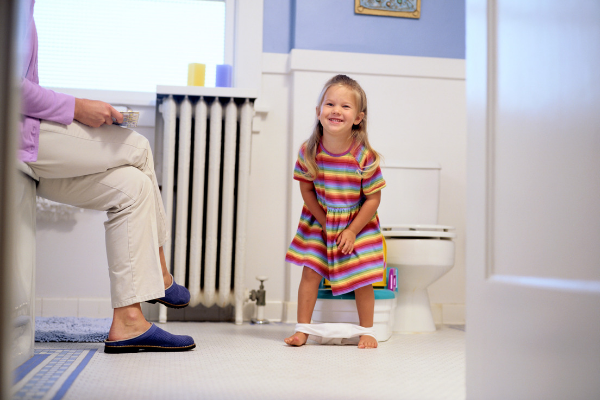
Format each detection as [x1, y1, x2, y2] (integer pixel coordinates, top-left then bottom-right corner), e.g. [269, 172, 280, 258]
[155, 86, 258, 325]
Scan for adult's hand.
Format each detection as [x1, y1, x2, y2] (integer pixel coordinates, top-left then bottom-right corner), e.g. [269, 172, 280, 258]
[74, 98, 123, 127]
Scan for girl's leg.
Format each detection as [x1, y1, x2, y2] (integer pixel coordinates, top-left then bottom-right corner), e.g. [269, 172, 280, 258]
[354, 284, 378, 349]
[284, 266, 323, 346]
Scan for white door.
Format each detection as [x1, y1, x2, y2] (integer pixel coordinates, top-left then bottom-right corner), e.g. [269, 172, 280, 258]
[466, 1, 600, 399]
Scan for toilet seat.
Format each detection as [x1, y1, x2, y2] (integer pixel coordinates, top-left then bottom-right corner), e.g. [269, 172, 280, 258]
[382, 224, 456, 239]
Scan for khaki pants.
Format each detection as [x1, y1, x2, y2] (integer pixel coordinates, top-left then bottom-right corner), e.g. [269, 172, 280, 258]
[27, 121, 168, 308]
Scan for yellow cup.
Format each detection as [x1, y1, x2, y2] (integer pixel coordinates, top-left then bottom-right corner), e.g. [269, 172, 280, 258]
[187, 63, 206, 86]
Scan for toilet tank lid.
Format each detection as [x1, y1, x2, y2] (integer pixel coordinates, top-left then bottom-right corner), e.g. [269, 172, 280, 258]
[381, 161, 441, 170]
[381, 224, 457, 239]
[382, 224, 455, 231]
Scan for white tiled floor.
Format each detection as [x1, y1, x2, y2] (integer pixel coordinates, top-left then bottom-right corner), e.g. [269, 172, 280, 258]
[36, 323, 465, 400]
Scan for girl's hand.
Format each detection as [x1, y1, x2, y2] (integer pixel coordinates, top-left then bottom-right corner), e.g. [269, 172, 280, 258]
[336, 229, 356, 255]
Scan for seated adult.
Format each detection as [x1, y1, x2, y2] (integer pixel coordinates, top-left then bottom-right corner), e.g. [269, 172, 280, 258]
[20, 0, 194, 354]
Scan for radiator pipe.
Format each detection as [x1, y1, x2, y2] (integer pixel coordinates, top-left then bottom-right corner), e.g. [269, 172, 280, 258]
[249, 276, 269, 324]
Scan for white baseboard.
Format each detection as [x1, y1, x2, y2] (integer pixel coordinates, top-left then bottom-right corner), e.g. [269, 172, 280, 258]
[431, 303, 466, 325]
[283, 301, 298, 324]
[36, 297, 113, 318]
[243, 301, 284, 323]
[142, 300, 285, 323]
[37, 298, 466, 325]
[441, 303, 466, 325]
[285, 301, 465, 325]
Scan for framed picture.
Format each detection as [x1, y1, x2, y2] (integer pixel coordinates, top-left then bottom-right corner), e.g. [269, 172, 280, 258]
[355, 0, 421, 19]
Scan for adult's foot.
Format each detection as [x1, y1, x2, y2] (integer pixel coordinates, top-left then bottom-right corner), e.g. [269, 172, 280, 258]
[108, 303, 151, 342]
[146, 275, 190, 309]
[163, 273, 173, 290]
[105, 324, 195, 354]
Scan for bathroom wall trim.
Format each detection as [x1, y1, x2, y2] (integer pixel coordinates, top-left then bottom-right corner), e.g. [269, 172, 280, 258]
[262, 52, 290, 75]
[283, 301, 465, 325]
[35, 49, 466, 327]
[290, 49, 465, 80]
[263, 51, 466, 81]
[36, 298, 287, 323]
[36, 297, 467, 325]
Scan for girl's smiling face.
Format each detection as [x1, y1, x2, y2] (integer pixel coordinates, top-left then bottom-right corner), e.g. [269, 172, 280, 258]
[317, 85, 364, 140]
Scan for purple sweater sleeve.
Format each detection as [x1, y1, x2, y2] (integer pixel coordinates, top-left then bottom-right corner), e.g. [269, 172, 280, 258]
[21, 79, 75, 125]
[19, 0, 75, 162]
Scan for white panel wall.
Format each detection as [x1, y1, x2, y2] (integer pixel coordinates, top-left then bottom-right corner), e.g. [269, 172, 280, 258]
[35, 50, 466, 325]
[242, 59, 292, 321]
[35, 210, 113, 318]
[35, 88, 155, 319]
[268, 50, 467, 323]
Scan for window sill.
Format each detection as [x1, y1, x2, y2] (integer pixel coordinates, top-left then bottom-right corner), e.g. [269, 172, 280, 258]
[48, 87, 157, 128]
[47, 87, 157, 107]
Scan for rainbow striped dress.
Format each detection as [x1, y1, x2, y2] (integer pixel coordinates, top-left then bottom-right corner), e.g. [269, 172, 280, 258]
[285, 141, 386, 296]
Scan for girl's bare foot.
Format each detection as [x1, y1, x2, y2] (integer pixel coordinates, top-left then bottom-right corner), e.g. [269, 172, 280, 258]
[358, 335, 378, 349]
[284, 332, 309, 346]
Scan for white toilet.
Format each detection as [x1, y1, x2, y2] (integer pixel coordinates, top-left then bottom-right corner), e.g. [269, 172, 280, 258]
[312, 161, 456, 339]
[379, 162, 456, 333]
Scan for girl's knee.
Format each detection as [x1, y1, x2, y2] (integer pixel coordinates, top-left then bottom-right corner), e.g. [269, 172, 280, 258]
[302, 267, 323, 284]
[354, 284, 374, 295]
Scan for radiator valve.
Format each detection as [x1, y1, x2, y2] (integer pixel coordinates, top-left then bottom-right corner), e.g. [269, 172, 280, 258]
[249, 276, 269, 324]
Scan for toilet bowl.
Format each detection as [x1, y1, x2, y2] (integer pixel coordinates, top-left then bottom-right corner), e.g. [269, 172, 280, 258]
[312, 162, 456, 337]
[383, 225, 456, 333]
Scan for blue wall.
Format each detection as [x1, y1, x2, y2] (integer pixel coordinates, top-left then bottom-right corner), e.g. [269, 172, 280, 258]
[263, 0, 465, 59]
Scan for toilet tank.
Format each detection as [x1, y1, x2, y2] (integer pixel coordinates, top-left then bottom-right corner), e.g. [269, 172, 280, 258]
[377, 162, 441, 226]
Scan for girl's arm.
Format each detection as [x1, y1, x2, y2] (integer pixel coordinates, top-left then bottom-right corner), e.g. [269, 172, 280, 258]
[299, 181, 327, 229]
[337, 191, 381, 255]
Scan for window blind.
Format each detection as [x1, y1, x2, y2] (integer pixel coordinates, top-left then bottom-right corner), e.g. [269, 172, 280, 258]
[34, 0, 226, 92]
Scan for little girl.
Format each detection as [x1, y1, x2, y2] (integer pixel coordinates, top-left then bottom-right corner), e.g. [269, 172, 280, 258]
[284, 75, 386, 349]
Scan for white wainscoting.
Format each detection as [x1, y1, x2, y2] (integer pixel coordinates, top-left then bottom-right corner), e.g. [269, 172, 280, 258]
[35, 49, 465, 325]
[35, 298, 113, 318]
[261, 50, 467, 324]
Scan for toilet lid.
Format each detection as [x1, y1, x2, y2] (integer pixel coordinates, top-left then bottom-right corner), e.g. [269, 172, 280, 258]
[381, 224, 456, 239]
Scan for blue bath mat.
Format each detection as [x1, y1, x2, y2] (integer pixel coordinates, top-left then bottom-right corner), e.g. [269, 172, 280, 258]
[35, 317, 111, 342]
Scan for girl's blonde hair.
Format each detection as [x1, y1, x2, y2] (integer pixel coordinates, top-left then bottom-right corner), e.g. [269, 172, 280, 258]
[302, 74, 381, 181]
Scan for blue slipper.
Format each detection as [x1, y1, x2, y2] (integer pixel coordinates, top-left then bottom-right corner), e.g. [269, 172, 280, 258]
[146, 275, 190, 308]
[104, 324, 195, 354]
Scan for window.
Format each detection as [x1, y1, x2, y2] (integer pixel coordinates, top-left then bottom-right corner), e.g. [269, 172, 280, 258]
[34, 0, 228, 92]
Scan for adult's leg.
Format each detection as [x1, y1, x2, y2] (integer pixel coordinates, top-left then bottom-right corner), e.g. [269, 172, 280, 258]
[29, 120, 168, 248]
[36, 166, 164, 339]
[29, 120, 173, 286]
[29, 121, 171, 340]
